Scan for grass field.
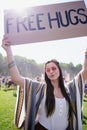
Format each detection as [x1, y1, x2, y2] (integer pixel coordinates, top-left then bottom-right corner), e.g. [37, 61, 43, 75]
[0, 88, 87, 130]
[82, 96, 87, 130]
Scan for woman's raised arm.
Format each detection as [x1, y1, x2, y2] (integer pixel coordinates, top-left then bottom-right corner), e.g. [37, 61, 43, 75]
[82, 48, 87, 82]
[2, 35, 24, 87]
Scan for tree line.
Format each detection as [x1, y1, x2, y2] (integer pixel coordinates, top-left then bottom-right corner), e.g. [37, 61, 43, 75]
[0, 53, 82, 80]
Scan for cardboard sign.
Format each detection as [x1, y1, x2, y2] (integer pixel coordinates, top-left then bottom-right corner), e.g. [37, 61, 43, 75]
[4, 1, 87, 45]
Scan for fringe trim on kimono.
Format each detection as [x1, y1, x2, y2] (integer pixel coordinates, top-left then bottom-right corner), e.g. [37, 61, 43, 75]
[14, 78, 45, 130]
[68, 72, 84, 130]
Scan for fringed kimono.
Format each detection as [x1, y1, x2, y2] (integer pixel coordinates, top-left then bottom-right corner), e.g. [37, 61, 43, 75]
[14, 79, 45, 130]
[14, 72, 84, 130]
[67, 72, 84, 130]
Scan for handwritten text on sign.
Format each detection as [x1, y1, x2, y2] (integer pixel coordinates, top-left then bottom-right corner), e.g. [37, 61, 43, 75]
[4, 1, 87, 45]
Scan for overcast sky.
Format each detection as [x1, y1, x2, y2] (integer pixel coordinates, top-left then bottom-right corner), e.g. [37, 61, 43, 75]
[0, 0, 87, 66]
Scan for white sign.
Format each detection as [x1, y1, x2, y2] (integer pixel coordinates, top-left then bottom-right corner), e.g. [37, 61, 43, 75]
[4, 1, 87, 45]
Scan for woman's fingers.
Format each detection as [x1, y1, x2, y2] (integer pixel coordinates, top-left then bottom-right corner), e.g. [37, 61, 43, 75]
[2, 36, 11, 46]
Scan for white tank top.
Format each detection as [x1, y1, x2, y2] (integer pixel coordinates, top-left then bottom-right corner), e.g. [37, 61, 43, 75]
[39, 93, 69, 130]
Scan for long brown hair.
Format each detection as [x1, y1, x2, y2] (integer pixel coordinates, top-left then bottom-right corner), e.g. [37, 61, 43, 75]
[45, 59, 73, 119]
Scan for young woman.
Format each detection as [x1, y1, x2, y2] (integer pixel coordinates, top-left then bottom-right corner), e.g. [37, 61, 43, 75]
[2, 35, 87, 130]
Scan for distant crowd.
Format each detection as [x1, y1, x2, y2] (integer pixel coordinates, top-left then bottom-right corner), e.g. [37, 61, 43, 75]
[0, 75, 87, 97]
[0, 76, 17, 90]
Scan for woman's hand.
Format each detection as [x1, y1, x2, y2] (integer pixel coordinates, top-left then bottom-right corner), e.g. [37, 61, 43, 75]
[2, 35, 11, 52]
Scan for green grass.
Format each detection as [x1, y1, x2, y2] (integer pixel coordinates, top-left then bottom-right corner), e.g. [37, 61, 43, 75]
[82, 96, 87, 130]
[0, 88, 87, 130]
[0, 88, 18, 130]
